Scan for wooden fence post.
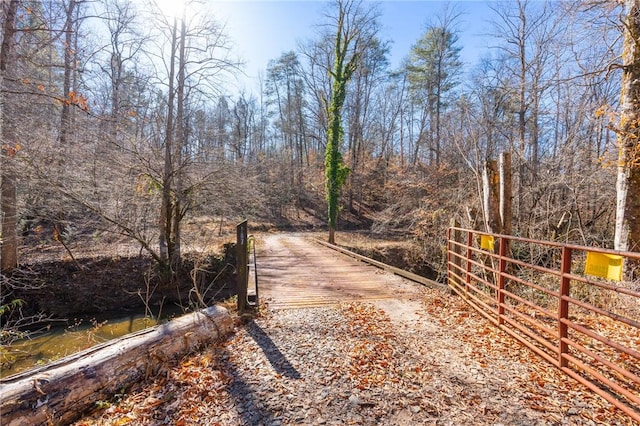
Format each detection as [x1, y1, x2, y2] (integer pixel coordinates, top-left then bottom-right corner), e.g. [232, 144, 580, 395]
[483, 160, 501, 234]
[499, 152, 512, 237]
[236, 220, 248, 315]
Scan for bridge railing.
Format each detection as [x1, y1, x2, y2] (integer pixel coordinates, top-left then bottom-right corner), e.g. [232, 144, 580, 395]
[236, 220, 259, 314]
[447, 227, 640, 422]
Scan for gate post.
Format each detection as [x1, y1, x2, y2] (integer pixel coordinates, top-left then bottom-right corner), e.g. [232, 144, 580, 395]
[497, 237, 507, 324]
[448, 219, 462, 291]
[465, 230, 473, 297]
[236, 220, 248, 315]
[558, 246, 572, 368]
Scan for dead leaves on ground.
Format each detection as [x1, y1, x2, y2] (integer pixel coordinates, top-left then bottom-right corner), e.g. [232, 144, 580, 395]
[75, 348, 234, 425]
[339, 303, 401, 390]
[423, 289, 638, 425]
[75, 292, 638, 425]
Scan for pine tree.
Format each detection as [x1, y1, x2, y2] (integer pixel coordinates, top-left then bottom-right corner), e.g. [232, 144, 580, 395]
[405, 19, 461, 165]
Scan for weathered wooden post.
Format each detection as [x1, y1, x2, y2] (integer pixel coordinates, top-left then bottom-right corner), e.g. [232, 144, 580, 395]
[499, 152, 512, 237]
[483, 159, 501, 235]
[236, 220, 248, 315]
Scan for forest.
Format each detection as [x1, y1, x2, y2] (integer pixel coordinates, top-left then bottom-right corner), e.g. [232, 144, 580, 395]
[1, 0, 639, 349]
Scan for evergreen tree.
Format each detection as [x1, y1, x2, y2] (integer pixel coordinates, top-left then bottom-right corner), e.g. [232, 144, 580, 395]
[406, 19, 461, 165]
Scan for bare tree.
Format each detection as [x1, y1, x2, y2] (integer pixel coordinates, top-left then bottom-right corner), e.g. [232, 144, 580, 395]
[149, 0, 239, 270]
[489, 0, 566, 234]
[614, 0, 640, 253]
[1, 0, 20, 272]
[345, 36, 389, 215]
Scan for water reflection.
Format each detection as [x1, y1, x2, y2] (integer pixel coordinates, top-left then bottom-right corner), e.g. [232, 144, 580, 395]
[1, 309, 182, 378]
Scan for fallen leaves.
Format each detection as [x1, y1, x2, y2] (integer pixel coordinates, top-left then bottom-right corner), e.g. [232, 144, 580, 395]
[422, 288, 638, 425]
[340, 303, 400, 389]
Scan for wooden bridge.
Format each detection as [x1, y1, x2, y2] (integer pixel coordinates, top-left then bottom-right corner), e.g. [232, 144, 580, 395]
[242, 228, 640, 423]
[255, 234, 433, 310]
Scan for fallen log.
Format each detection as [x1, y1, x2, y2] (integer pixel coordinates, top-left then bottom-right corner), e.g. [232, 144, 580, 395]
[0, 305, 234, 426]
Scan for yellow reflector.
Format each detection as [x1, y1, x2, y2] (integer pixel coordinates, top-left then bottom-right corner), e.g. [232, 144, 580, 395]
[480, 235, 494, 251]
[585, 252, 623, 282]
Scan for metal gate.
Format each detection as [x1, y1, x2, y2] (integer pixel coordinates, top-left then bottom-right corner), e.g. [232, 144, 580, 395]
[447, 227, 640, 422]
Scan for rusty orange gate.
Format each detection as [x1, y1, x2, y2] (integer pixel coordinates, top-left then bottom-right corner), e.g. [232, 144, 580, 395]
[446, 227, 640, 422]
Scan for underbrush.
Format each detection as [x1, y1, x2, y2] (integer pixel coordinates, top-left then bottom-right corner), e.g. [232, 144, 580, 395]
[333, 232, 441, 282]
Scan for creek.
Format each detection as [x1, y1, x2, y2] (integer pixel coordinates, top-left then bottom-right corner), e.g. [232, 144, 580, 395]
[0, 306, 184, 378]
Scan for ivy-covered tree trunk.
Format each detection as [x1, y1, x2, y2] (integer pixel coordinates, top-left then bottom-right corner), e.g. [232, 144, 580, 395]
[325, 2, 359, 244]
[325, 76, 349, 244]
[614, 0, 640, 254]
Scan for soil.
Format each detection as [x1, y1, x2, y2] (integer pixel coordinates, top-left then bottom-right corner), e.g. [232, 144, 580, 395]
[2, 227, 238, 328]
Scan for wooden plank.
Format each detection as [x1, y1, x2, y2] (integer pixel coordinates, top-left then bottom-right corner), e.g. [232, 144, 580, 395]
[0, 306, 233, 426]
[313, 239, 448, 291]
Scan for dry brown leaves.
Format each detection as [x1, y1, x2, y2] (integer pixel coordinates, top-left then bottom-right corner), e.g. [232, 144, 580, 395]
[74, 349, 234, 426]
[73, 289, 639, 425]
[339, 303, 401, 390]
[422, 288, 639, 425]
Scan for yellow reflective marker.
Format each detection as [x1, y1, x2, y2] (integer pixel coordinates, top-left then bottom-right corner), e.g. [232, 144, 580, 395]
[480, 235, 495, 251]
[585, 252, 623, 282]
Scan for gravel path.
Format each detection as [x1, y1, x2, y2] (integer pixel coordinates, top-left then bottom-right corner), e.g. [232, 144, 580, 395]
[208, 304, 548, 426]
[75, 234, 634, 426]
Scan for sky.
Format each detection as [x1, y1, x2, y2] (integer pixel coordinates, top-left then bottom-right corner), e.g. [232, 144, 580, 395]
[198, 0, 499, 94]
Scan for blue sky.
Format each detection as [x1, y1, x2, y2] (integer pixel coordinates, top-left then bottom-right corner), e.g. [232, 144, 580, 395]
[203, 0, 499, 93]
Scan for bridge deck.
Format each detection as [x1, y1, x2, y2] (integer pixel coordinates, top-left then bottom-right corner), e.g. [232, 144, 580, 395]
[256, 234, 423, 309]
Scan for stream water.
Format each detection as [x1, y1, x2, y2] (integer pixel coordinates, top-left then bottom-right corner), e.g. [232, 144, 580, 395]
[0, 307, 183, 378]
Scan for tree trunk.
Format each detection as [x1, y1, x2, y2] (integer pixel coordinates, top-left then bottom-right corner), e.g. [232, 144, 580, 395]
[615, 0, 640, 254]
[1, 167, 17, 271]
[159, 17, 178, 265]
[0, 0, 19, 272]
[0, 306, 233, 426]
[325, 7, 352, 245]
[171, 15, 187, 270]
[59, 0, 76, 146]
[482, 159, 501, 234]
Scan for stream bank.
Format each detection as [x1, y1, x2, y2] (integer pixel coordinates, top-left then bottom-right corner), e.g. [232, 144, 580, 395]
[1, 250, 236, 376]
